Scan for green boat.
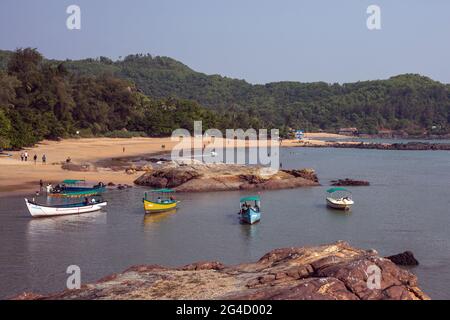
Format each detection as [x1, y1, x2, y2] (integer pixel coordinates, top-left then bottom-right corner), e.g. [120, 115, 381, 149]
[49, 179, 106, 198]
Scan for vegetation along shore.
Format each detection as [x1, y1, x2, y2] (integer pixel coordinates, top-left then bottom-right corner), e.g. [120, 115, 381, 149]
[2, 48, 450, 152]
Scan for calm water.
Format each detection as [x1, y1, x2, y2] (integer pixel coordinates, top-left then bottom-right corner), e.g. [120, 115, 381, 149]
[1, 147, 450, 299]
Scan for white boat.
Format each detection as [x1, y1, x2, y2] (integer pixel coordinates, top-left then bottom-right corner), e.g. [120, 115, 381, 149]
[326, 188, 354, 210]
[25, 198, 107, 218]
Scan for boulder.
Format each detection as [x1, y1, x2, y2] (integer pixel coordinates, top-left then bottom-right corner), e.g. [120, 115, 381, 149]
[13, 242, 429, 300]
[386, 251, 419, 266]
[134, 163, 320, 192]
[331, 179, 370, 186]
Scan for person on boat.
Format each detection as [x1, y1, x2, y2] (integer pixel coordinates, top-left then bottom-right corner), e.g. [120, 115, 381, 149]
[157, 197, 162, 203]
[84, 197, 89, 205]
[66, 157, 71, 163]
[39, 179, 43, 191]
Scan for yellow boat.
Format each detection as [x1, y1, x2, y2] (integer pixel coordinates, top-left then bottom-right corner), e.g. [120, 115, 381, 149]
[143, 189, 179, 213]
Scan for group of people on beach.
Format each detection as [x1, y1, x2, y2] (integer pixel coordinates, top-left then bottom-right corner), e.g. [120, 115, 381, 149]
[20, 152, 46, 164]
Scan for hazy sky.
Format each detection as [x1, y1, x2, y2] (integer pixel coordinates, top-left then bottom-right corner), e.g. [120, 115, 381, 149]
[1, 0, 450, 84]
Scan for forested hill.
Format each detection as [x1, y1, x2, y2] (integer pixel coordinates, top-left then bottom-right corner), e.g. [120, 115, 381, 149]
[1, 48, 450, 149]
[0, 49, 242, 149]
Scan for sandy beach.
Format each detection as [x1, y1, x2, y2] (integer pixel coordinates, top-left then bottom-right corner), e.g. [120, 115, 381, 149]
[0, 137, 177, 195]
[0, 133, 349, 196]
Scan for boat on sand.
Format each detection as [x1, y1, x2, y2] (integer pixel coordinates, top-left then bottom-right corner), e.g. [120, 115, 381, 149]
[48, 179, 106, 198]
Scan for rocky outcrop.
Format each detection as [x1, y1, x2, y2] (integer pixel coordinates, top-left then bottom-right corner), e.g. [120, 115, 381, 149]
[134, 162, 320, 192]
[14, 242, 429, 300]
[300, 141, 450, 151]
[386, 251, 419, 266]
[331, 179, 370, 186]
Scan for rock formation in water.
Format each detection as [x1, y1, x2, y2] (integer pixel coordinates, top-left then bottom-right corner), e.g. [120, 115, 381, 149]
[386, 251, 419, 266]
[331, 179, 370, 186]
[134, 161, 320, 192]
[300, 141, 450, 151]
[14, 242, 429, 300]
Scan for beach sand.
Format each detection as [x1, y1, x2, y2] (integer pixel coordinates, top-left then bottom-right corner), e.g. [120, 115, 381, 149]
[0, 136, 272, 196]
[0, 133, 348, 196]
[0, 137, 177, 196]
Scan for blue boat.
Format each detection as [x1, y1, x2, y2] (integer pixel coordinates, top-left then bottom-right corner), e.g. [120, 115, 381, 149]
[239, 196, 261, 224]
[49, 179, 106, 198]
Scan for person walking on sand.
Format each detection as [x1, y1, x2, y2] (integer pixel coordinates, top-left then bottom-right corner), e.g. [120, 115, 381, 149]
[123, 147, 125, 153]
[24, 151, 28, 161]
[42, 154, 46, 164]
[33, 154, 37, 164]
[20, 153, 24, 161]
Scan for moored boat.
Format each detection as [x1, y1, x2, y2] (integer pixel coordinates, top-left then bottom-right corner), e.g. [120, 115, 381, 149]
[143, 189, 179, 213]
[326, 187, 354, 210]
[25, 197, 107, 218]
[48, 179, 106, 198]
[239, 196, 261, 224]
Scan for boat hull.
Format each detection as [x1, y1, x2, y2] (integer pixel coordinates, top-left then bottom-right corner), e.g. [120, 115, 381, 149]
[143, 199, 178, 213]
[25, 199, 107, 217]
[326, 197, 353, 210]
[48, 187, 106, 198]
[240, 208, 261, 224]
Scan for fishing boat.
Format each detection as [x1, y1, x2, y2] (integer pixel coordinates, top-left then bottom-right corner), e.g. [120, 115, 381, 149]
[143, 189, 179, 213]
[48, 180, 106, 198]
[326, 187, 354, 210]
[239, 196, 261, 224]
[25, 197, 107, 218]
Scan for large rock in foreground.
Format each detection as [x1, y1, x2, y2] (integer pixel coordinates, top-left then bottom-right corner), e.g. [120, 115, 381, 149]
[15, 242, 429, 300]
[134, 162, 319, 192]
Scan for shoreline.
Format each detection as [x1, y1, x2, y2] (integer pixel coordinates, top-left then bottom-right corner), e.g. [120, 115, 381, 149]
[0, 136, 282, 197]
[2, 133, 448, 197]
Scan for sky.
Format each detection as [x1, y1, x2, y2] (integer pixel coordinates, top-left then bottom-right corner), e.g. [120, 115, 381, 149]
[1, 0, 450, 84]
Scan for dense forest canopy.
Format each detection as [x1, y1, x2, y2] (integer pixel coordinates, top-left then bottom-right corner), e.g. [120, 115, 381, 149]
[1, 48, 450, 149]
[0, 49, 253, 149]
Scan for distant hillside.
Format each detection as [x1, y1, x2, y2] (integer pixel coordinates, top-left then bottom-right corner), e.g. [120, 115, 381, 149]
[0, 49, 235, 149]
[1, 49, 450, 136]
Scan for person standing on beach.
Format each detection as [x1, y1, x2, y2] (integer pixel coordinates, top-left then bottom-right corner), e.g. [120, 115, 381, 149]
[33, 154, 37, 164]
[20, 153, 24, 161]
[123, 147, 125, 153]
[42, 154, 46, 164]
[24, 151, 28, 161]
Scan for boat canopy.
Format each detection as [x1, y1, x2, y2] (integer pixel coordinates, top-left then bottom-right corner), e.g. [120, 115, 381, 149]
[240, 196, 261, 203]
[327, 187, 351, 193]
[150, 188, 175, 193]
[62, 179, 85, 184]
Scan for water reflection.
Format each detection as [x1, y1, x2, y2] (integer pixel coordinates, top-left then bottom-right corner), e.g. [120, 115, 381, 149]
[26, 210, 107, 236]
[143, 209, 177, 227]
[239, 223, 259, 242]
